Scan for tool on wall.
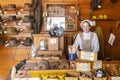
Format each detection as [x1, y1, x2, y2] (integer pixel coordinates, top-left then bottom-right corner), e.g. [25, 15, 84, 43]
[30, 0, 37, 33]
[90, 0, 101, 11]
[35, 0, 43, 34]
[30, 0, 43, 34]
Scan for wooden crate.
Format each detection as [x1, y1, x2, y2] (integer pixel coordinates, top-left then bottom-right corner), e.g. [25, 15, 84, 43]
[79, 72, 92, 80]
[75, 61, 93, 80]
[93, 75, 107, 80]
[103, 62, 120, 80]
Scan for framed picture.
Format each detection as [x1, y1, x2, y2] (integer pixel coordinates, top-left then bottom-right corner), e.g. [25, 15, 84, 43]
[66, 23, 75, 30]
[46, 17, 65, 30]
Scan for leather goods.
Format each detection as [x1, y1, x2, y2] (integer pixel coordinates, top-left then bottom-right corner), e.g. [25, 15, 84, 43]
[16, 71, 27, 78]
[23, 26, 34, 33]
[24, 3, 31, 11]
[22, 37, 33, 46]
[6, 27, 19, 35]
[0, 4, 4, 15]
[0, 26, 3, 34]
[40, 60, 49, 69]
[0, 16, 3, 22]
[23, 15, 34, 23]
[6, 37, 20, 48]
[34, 63, 47, 70]
[49, 62, 59, 69]
[7, 4, 16, 10]
[0, 37, 5, 45]
[59, 61, 70, 69]
[8, 16, 17, 22]
[24, 63, 37, 70]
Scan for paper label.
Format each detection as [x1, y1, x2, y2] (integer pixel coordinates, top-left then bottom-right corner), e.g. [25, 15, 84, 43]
[50, 38, 57, 44]
[4, 31, 8, 34]
[80, 51, 94, 61]
[108, 33, 115, 46]
[14, 78, 20, 80]
[93, 60, 102, 69]
[28, 78, 41, 80]
[111, 77, 120, 80]
[20, 78, 28, 80]
[76, 63, 90, 71]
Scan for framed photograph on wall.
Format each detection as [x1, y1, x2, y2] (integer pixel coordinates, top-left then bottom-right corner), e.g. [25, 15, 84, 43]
[66, 23, 75, 30]
[46, 17, 65, 30]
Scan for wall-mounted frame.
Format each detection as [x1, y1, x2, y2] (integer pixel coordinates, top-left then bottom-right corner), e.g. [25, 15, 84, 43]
[45, 2, 78, 31]
[66, 22, 75, 31]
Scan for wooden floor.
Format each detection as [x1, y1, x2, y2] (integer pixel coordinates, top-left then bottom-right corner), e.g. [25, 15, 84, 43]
[0, 45, 30, 79]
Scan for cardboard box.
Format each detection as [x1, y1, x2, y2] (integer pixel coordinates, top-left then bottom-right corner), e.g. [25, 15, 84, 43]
[48, 37, 59, 50]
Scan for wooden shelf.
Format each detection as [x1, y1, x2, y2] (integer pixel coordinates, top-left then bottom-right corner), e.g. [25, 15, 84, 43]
[91, 19, 120, 21]
[37, 50, 63, 56]
[18, 69, 76, 73]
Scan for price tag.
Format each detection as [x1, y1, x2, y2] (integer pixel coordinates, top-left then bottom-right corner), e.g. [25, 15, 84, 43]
[76, 63, 90, 71]
[93, 60, 102, 69]
[80, 51, 94, 61]
[111, 77, 120, 80]
[50, 38, 57, 44]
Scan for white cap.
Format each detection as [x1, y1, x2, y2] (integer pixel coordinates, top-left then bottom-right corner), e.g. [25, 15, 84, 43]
[80, 19, 96, 28]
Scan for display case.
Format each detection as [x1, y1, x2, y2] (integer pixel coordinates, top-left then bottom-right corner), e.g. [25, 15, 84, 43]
[45, 2, 79, 31]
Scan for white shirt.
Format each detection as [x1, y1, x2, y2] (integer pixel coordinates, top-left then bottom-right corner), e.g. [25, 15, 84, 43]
[73, 32, 99, 53]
